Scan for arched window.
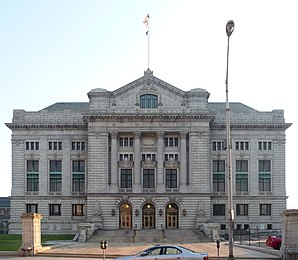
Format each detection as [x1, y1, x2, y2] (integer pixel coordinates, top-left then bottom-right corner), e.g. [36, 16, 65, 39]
[140, 94, 157, 108]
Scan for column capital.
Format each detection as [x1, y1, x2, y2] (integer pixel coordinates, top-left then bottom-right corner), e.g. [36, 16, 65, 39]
[133, 131, 142, 140]
[179, 131, 188, 139]
[156, 131, 165, 138]
[110, 131, 118, 139]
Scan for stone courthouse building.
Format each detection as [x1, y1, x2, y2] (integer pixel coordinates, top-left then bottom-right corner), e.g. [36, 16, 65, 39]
[6, 69, 291, 234]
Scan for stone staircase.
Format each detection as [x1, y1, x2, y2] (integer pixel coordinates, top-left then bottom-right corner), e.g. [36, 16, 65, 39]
[88, 229, 211, 245]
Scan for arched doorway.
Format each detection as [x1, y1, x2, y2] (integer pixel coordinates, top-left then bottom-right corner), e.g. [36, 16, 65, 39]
[166, 203, 179, 229]
[142, 203, 155, 229]
[119, 203, 132, 229]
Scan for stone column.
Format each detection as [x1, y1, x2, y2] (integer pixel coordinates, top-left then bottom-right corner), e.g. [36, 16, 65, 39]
[179, 131, 188, 191]
[133, 131, 142, 192]
[19, 213, 42, 255]
[281, 209, 298, 260]
[110, 131, 118, 192]
[156, 131, 165, 192]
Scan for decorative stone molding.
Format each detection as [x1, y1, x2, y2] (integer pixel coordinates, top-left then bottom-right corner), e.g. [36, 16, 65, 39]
[118, 160, 134, 168]
[179, 131, 188, 139]
[110, 131, 118, 139]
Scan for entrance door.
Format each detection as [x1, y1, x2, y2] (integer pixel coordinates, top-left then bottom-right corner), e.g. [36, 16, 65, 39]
[166, 203, 179, 229]
[119, 203, 132, 229]
[143, 203, 155, 229]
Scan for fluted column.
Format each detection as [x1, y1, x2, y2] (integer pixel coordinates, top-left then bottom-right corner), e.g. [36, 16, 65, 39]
[133, 131, 142, 192]
[110, 131, 118, 192]
[180, 131, 188, 190]
[157, 131, 165, 192]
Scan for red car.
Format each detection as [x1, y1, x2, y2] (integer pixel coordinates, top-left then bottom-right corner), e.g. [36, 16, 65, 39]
[266, 235, 281, 250]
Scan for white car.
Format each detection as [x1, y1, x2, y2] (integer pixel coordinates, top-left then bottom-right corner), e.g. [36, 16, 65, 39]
[114, 245, 209, 260]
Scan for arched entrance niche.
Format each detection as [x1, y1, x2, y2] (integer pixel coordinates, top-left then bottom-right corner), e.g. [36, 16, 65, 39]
[166, 203, 179, 229]
[142, 203, 155, 229]
[119, 203, 132, 229]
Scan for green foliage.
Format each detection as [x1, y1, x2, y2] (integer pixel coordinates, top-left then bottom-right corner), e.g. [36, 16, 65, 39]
[0, 234, 22, 251]
[0, 234, 74, 251]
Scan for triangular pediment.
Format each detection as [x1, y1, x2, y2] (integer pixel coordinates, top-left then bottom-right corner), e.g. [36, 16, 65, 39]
[87, 69, 210, 112]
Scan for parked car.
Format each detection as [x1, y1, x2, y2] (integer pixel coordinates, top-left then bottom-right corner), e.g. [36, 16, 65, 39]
[266, 235, 281, 250]
[114, 245, 209, 260]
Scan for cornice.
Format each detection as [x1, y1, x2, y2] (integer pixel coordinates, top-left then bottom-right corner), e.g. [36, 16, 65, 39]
[5, 123, 87, 130]
[211, 123, 292, 130]
[83, 114, 214, 121]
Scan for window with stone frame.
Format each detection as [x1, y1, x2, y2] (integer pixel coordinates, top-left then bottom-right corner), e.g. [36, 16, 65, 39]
[26, 160, 39, 192]
[25, 141, 39, 151]
[213, 160, 225, 192]
[164, 137, 179, 147]
[258, 160, 271, 192]
[119, 137, 134, 147]
[236, 160, 248, 192]
[120, 169, 132, 189]
[258, 141, 272, 150]
[212, 141, 225, 151]
[140, 94, 158, 108]
[236, 204, 248, 216]
[165, 169, 177, 188]
[71, 141, 86, 151]
[49, 204, 61, 216]
[260, 204, 271, 216]
[72, 204, 84, 216]
[213, 204, 226, 216]
[48, 141, 62, 151]
[72, 160, 85, 192]
[49, 160, 62, 192]
[26, 204, 38, 213]
[143, 169, 155, 188]
[235, 141, 249, 150]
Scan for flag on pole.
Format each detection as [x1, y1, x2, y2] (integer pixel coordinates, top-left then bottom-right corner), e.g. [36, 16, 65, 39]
[143, 13, 150, 35]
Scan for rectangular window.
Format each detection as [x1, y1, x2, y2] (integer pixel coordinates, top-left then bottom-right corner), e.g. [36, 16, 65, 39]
[213, 160, 225, 192]
[165, 154, 179, 161]
[236, 160, 248, 192]
[72, 160, 85, 192]
[258, 141, 272, 151]
[49, 204, 61, 216]
[164, 137, 179, 147]
[260, 204, 271, 216]
[26, 204, 38, 213]
[49, 160, 62, 192]
[213, 204, 225, 216]
[26, 141, 39, 150]
[119, 154, 133, 161]
[235, 141, 249, 151]
[143, 169, 155, 188]
[26, 160, 39, 192]
[259, 160, 271, 192]
[120, 169, 132, 189]
[212, 141, 225, 151]
[166, 169, 177, 188]
[48, 141, 62, 151]
[72, 204, 84, 216]
[71, 141, 86, 151]
[142, 154, 156, 161]
[236, 204, 248, 216]
[119, 137, 133, 147]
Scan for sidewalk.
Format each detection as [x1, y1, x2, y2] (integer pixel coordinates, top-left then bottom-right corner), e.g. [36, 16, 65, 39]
[38, 241, 282, 259]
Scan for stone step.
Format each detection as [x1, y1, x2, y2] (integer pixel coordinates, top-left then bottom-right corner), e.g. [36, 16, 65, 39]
[88, 229, 211, 244]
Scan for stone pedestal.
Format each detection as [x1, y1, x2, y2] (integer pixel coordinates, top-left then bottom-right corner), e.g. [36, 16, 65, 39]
[281, 209, 298, 260]
[18, 213, 42, 256]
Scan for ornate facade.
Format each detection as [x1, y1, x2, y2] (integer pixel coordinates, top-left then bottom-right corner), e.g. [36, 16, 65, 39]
[6, 69, 291, 234]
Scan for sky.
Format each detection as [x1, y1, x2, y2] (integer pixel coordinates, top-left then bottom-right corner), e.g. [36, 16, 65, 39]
[0, 0, 297, 208]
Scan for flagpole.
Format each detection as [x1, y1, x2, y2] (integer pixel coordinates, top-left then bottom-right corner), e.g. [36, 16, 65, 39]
[148, 24, 150, 69]
[143, 13, 150, 69]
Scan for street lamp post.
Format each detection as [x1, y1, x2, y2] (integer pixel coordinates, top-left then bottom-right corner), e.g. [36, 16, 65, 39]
[225, 20, 235, 260]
